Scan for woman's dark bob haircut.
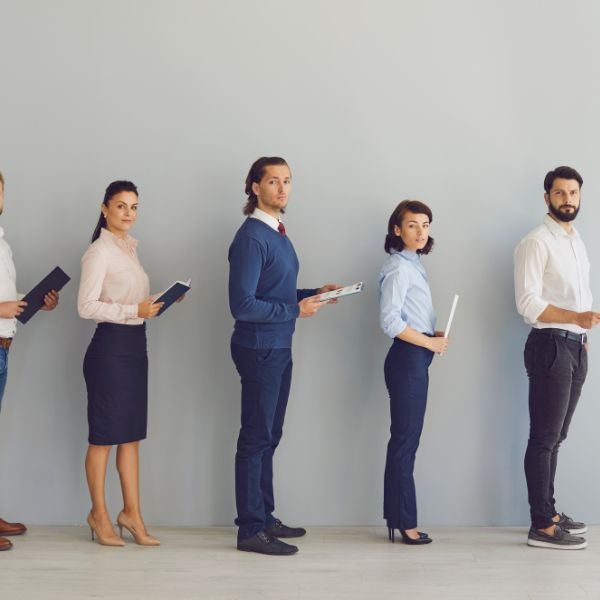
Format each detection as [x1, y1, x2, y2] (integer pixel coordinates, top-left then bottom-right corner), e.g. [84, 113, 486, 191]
[384, 200, 434, 255]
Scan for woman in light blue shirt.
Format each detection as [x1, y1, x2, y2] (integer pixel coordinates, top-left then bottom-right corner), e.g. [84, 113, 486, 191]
[379, 200, 449, 545]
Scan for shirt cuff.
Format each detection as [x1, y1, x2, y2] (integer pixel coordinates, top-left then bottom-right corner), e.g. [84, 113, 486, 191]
[126, 304, 139, 319]
[523, 299, 549, 324]
[382, 318, 407, 339]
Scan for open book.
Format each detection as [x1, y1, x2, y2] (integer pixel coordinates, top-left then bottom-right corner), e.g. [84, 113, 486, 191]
[153, 279, 191, 316]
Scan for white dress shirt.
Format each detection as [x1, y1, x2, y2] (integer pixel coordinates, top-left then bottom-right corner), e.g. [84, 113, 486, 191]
[0, 227, 18, 338]
[250, 208, 281, 231]
[514, 214, 592, 334]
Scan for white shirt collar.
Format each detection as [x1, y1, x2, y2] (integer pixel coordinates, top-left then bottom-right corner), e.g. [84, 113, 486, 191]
[543, 214, 579, 239]
[250, 208, 281, 232]
[0, 227, 4, 239]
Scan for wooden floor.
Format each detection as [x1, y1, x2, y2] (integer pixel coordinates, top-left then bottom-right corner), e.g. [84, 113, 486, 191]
[2, 526, 599, 599]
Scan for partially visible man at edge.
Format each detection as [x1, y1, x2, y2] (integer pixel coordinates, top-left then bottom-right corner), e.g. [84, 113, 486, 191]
[0, 171, 59, 552]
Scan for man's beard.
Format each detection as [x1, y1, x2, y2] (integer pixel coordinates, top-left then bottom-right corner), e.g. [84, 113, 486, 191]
[549, 202, 579, 222]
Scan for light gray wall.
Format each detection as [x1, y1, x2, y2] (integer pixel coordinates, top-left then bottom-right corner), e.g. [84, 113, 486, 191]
[1, 0, 599, 526]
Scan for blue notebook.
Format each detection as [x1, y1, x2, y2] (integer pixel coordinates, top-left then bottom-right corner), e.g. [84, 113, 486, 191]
[154, 279, 191, 316]
[17, 266, 71, 324]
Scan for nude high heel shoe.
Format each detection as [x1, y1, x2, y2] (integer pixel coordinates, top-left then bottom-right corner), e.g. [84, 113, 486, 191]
[117, 511, 160, 546]
[87, 512, 125, 547]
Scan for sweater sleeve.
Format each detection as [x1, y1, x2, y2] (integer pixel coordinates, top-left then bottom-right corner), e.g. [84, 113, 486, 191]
[229, 236, 300, 322]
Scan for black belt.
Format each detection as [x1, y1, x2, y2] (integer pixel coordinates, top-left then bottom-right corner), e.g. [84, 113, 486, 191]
[531, 328, 587, 345]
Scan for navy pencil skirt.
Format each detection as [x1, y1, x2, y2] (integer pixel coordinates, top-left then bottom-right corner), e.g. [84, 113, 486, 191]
[83, 322, 148, 446]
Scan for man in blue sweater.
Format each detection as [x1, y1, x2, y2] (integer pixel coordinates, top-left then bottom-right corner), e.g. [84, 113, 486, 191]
[229, 156, 339, 556]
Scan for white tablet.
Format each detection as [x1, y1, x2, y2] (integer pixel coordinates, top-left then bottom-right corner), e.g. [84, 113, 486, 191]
[315, 282, 364, 302]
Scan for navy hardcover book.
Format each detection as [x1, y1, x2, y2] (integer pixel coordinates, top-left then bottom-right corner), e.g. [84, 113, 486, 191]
[17, 266, 71, 324]
[154, 279, 191, 316]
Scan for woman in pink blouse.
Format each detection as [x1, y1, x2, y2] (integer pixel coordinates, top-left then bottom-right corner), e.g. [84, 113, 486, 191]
[78, 180, 163, 547]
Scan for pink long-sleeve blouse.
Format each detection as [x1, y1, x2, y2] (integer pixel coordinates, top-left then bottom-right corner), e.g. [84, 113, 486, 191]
[78, 228, 150, 325]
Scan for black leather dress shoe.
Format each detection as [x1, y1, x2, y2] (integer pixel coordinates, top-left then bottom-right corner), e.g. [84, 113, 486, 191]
[265, 519, 306, 539]
[237, 530, 299, 555]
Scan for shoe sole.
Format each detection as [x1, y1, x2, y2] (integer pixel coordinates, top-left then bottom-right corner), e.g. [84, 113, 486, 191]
[527, 539, 587, 550]
[401, 539, 433, 545]
[0, 544, 13, 551]
[237, 546, 298, 556]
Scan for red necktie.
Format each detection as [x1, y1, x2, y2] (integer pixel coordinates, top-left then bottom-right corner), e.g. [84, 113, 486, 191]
[278, 221, 286, 236]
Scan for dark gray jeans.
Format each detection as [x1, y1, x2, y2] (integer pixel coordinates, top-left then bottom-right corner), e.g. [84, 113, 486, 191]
[524, 329, 587, 529]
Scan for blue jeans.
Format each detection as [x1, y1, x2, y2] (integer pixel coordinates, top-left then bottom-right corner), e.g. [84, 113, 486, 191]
[0, 348, 9, 413]
[231, 342, 293, 540]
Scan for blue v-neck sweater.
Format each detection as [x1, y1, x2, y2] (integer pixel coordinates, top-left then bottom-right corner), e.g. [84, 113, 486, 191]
[228, 218, 316, 349]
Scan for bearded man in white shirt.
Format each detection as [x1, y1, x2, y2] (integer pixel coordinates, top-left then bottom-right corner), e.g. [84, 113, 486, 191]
[514, 165, 600, 550]
[0, 172, 59, 552]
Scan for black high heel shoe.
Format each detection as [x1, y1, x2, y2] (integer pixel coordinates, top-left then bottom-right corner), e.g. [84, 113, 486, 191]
[387, 527, 432, 545]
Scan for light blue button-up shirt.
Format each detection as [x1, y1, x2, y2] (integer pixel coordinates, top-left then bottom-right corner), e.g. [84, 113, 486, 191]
[379, 249, 436, 338]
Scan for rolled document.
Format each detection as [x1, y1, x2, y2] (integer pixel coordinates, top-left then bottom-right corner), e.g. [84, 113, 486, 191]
[443, 294, 459, 338]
